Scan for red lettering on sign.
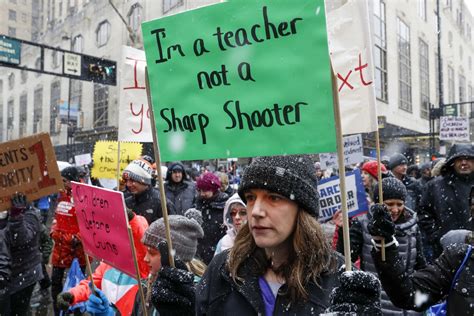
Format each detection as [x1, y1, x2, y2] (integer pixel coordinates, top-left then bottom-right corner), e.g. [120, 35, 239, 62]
[130, 103, 150, 134]
[29, 141, 57, 189]
[123, 57, 146, 90]
[337, 53, 373, 92]
[338, 70, 354, 92]
[355, 53, 372, 86]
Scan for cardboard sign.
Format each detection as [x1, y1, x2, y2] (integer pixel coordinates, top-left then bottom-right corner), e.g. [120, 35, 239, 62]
[72, 182, 136, 277]
[74, 153, 92, 166]
[318, 169, 368, 222]
[118, 46, 153, 142]
[439, 116, 470, 141]
[91, 141, 143, 179]
[142, 0, 336, 161]
[0, 133, 63, 211]
[320, 134, 364, 168]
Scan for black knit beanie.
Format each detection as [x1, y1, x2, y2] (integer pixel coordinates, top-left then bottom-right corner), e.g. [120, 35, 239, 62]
[238, 155, 319, 217]
[373, 177, 407, 202]
[61, 166, 81, 182]
[388, 153, 408, 170]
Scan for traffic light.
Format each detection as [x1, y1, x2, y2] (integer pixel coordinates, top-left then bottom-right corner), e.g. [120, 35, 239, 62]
[81, 55, 116, 86]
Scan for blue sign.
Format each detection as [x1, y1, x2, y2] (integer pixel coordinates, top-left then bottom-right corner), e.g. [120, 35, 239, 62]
[0, 36, 21, 64]
[317, 169, 368, 223]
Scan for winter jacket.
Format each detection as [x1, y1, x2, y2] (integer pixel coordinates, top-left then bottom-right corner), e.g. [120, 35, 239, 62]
[164, 181, 196, 216]
[196, 191, 229, 265]
[214, 193, 246, 256]
[39, 223, 53, 264]
[337, 207, 426, 315]
[0, 228, 10, 298]
[6, 205, 43, 294]
[418, 172, 473, 257]
[50, 191, 86, 268]
[373, 242, 474, 316]
[124, 186, 176, 224]
[196, 250, 344, 315]
[400, 175, 422, 212]
[68, 215, 149, 316]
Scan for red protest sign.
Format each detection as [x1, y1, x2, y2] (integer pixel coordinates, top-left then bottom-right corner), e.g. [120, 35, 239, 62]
[72, 182, 136, 277]
[0, 133, 63, 211]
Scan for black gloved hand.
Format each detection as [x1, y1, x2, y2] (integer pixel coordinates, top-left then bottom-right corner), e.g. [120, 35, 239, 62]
[367, 204, 395, 240]
[151, 241, 195, 316]
[71, 236, 82, 249]
[57, 291, 74, 311]
[326, 269, 382, 315]
[9, 193, 28, 218]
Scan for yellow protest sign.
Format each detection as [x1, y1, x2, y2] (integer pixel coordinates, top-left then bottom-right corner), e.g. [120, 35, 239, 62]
[91, 141, 143, 179]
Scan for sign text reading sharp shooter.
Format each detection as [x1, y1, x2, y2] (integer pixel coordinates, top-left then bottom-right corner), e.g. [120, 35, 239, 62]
[142, 0, 337, 161]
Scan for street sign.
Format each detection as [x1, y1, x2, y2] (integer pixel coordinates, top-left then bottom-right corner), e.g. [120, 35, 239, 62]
[443, 104, 458, 116]
[0, 36, 21, 64]
[64, 52, 81, 76]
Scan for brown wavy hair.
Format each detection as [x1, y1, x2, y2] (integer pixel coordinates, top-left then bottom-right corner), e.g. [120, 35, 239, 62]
[227, 210, 336, 302]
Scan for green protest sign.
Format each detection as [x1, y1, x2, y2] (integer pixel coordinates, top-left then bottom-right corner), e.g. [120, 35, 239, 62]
[142, 0, 336, 161]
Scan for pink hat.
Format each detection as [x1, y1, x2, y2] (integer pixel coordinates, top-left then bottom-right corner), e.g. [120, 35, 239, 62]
[196, 172, 221, 193]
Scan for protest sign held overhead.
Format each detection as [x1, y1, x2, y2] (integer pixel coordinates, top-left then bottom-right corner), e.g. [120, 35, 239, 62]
[72, 182, 137, 277]
[0, 133, 63, 211]
[320, 134, 364, 169]
[91, 141, 143, 179]
[318, 169, 368, 222]
[439, 116, 470, 141]
[326, 0, 378, 135]
[118, 46, 153, 142]
[74, 153, 92, 167]
[142, 0, 336, 161]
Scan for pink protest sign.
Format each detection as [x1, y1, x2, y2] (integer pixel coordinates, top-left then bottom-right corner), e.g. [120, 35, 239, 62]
[72, 182, 136, 277]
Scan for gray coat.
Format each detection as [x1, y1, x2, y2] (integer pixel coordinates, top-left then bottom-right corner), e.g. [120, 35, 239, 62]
[164, 181, 196, 215]
[0, 227, 11, 298]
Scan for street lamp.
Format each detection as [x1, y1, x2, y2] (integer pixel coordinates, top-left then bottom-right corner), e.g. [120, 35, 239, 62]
[62, 34, 73, 162]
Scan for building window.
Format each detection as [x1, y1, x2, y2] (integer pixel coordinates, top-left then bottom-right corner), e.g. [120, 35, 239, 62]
[9, 10, 17, 21]
[93, 84, 108, 128]
[397, 18, 412, 112]
[128, 3, 143, 32]
[35, 57, 42, 76]
[374, 0, 388, 102]
[72, 35, 83, 52]
[418, 0, 426, 21]
[96, 20, 111, 47]
[19, 93, 27, 137]
[163, 0, 183, 14]
[52, 48, 61, 68]
[419, 39, 429, 119]
[459, 73, 466, 115]
[446, 0, 452, 11]
[7, 99, 14, 139]
[8, 27, 16, 37]
[20, 70, 28, 83]
[469, 56, 472, 71]
[8, 73, 15, 89]
[50, 81, 61, 134]
[0, 100, 3, 142]
[70, 80, 82, 128]
[34, 87, 43, 133]
[447, 66, 455, 104]
[448, 31, 453, 47]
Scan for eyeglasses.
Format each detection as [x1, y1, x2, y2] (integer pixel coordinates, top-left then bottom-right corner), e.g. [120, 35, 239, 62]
[230, 210, 247, 218]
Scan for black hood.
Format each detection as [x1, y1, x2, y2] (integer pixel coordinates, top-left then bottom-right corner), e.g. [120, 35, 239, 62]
[165, 161, 187, 182]
[441, 144, 474, 175]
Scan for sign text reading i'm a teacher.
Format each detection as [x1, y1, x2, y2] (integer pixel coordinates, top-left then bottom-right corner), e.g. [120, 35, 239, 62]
[142, 0, 336, 161]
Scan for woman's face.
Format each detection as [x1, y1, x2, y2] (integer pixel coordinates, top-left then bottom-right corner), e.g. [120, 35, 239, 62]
[230, 203, 247, 232]
[244, 188, 298, 251]
[361, 171, 372, 188]
[143, 247, 161, 275]
[384, 199, 404, 222]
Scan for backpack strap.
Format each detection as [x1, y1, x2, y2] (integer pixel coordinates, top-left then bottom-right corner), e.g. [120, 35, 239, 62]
[448, 245, 472, 293]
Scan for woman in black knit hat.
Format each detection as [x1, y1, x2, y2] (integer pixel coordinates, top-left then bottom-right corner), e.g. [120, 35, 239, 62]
[337, 177, 427, 315]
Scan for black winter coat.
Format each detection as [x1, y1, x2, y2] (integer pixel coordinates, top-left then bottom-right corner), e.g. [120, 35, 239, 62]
[196, 191, 229, 265]
[373, 243, 474, 316]
[124, 186, 176, 224]
[417, 172, 473, 257]
[337, 208, 426, 315]
[164, 181, 196, 215]
[401, 175, 422, 212]
[5, 206, 43, 294]
[0, 227, 10, 298]
[196, 250, 344, 315]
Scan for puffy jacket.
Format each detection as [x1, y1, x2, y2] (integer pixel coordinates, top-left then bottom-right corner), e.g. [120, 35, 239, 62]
[373, 243, 474, 316]
[164, 181, 196, 216]
[196, 250, 344, 315]
[196, 191, 229, 264]
[68, 215, 149, 316]
[50, 191, 85, 268]
[0, 227, 11, 298]
[7, 206, 43, 294]
[418, 172, 473, 257]
[124, 186, 176, 224]
[337, 208, 426, 315]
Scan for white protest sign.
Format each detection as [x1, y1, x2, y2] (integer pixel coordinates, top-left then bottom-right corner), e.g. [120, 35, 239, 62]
[326, 0, 378, 135]
[439, 116, 470, 141]
[320, 134, 364, 169]
[74, 153, 92, 166]
[118, 46, 153, 142]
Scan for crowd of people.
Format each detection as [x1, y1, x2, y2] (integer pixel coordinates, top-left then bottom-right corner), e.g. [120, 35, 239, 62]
[0, 143, 473, 315]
